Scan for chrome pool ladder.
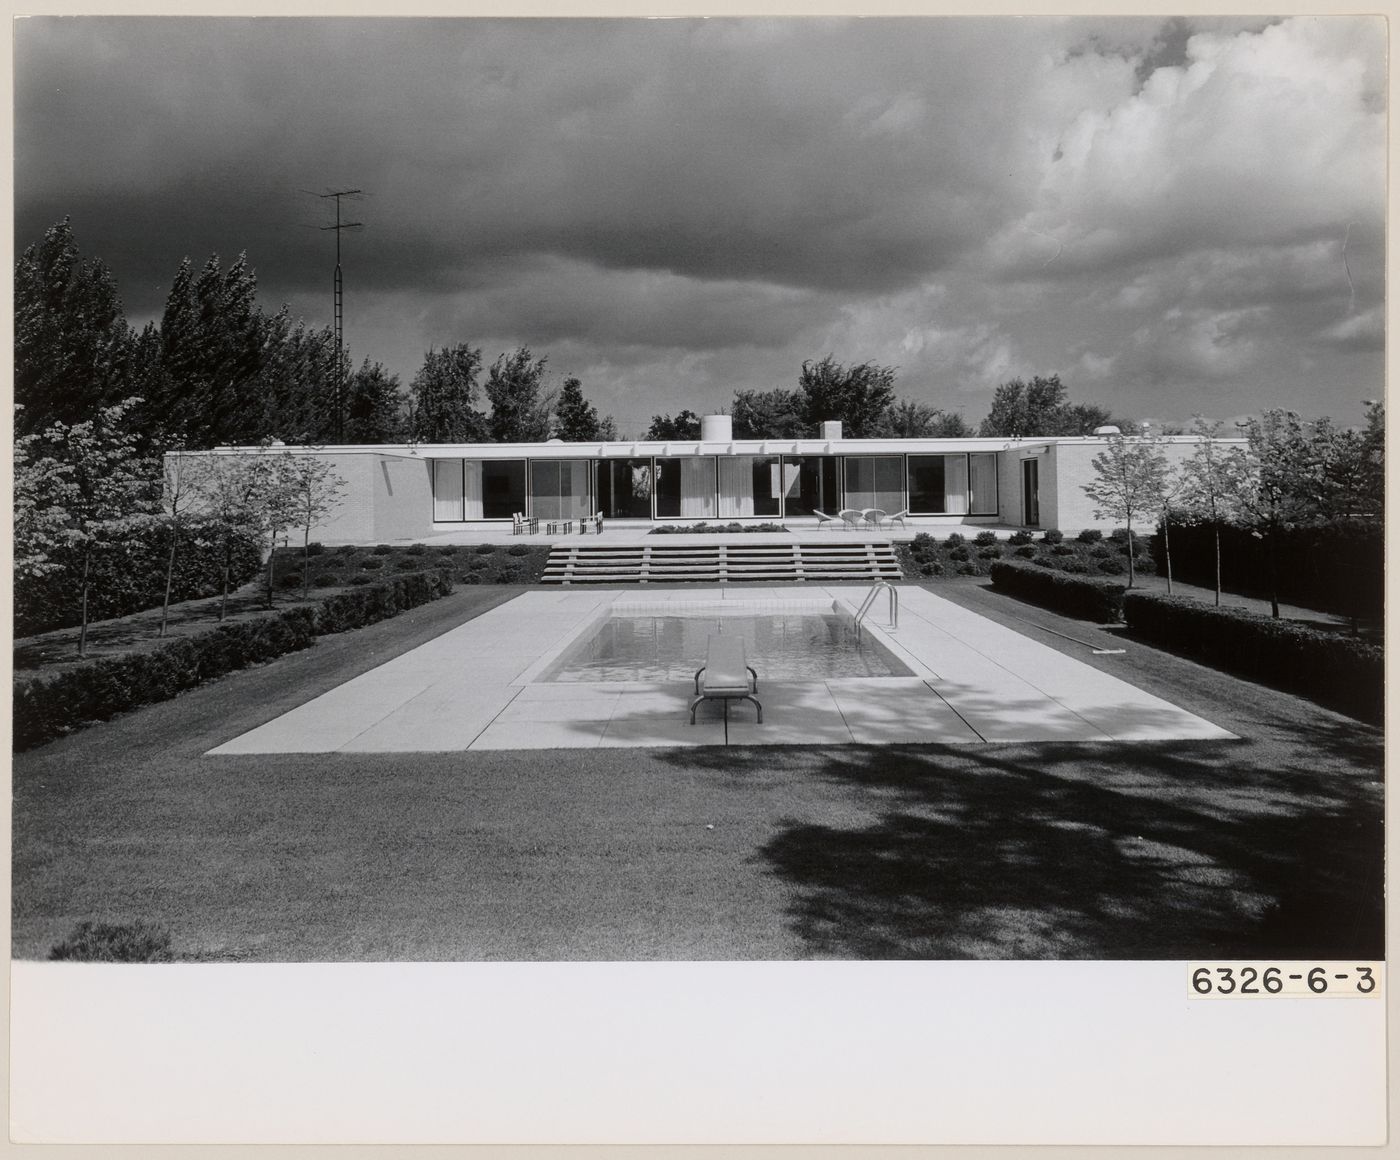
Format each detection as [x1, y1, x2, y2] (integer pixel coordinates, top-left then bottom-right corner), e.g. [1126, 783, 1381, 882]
[853, 580, 898, 637]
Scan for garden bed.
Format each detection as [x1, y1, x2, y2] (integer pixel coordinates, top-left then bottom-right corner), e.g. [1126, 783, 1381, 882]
[896, 527, 1151, 580]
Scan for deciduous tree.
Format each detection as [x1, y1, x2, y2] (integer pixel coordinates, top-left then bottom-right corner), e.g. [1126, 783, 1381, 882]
[408, 343, 487, 442]
[730, 388, 805, 439]
[283, 453, 348, 599]
[798, 355, 896, 437]
[1178, 416, 1249, 605]
[485, 348, 554, 442]
[644, 410, 702, 440]
[1082, 433, 1169, 588]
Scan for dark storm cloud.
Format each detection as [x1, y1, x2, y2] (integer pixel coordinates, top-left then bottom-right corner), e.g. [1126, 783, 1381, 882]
[15, 16, 1046, 311]
[13, 15, 1386, 426]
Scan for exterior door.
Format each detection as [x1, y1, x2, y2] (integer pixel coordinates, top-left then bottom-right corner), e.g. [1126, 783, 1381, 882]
[1021, 458, 1040, 527]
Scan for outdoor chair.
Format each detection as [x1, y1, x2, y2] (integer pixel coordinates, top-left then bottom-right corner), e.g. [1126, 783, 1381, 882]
[838, 509, 865, 531]
[690, 635, 762, 723]
[862, 508, 887, 530]
[812, 508, 839, 531]
[885, 509, 910, 531]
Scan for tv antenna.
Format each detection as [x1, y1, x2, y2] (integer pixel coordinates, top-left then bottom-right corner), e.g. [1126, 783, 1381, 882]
[319, 188, 365, 442]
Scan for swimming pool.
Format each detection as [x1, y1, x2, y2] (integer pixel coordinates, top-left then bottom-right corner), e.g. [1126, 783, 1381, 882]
[542, 599, 913, 683]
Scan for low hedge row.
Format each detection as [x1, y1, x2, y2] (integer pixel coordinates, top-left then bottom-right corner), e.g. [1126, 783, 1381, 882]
[13, 570, 455, 752]
[989, 559, 1127, 623]
[1122, 592, 1383, 723]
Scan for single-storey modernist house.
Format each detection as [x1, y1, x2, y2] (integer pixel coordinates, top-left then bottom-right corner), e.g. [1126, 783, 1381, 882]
[202, 415, 1243, 543]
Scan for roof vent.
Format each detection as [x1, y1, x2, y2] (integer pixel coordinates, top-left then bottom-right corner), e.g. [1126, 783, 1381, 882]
[819, 420, 843, 440]
[700, 414, 732, 442]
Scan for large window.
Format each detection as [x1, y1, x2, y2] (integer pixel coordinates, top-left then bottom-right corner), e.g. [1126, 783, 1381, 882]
[969, 453, 998, 515]
[843, 456, 904, 514]
[780, 456, 839, 517]
[654, 457, 717, 519]
[481, 459, 527, 520]
[530, 460, 593, 521]
[432, 458, 486, 521]
[597, 458, 654, 519]
[718, 455, 780, 518]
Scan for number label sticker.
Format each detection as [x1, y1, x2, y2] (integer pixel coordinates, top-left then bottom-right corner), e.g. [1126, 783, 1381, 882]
[1189, 963, 1382, 997]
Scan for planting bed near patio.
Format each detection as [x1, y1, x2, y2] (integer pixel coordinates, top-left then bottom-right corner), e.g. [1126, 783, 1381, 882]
[270, 541, 551, 588]
[896, 527, 1150, 580]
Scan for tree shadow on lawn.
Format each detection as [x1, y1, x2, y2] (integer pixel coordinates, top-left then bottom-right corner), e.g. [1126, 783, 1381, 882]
[652, 727, 1383, 962]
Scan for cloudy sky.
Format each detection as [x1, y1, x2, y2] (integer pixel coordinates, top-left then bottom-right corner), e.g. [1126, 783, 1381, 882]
[14, 15, 1385, 434]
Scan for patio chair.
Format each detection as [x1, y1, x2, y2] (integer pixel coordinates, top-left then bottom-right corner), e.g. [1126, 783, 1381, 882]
[885, 509, 910, 531]
[812, 508, 839, 531]
[862, 508, 887, 530]
[838, 509, 865, 531]
[690, 635, 762, 723]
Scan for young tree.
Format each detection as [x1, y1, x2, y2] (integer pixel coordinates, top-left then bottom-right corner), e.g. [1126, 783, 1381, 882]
[344, 359, 405, 442]
[730, 388, 804, 438]
[485, 347, 553, 442]
[283, 453, 348, 599]
[644, 410, 702, 440]
[245, 451, 302, 610]
[553, 376, 614, 441]
[14, 218, 133, 434]
[408, 343, 487, 442]
[155, 443, 211, 636]
[193, 450, 268, 621]
[19, 399, 158, 655]
[1178, 417, 1249, 605]
[1081, 433, 1169, 588]
[1235, 410, 1328, 618]
[798, 355, 897, 437]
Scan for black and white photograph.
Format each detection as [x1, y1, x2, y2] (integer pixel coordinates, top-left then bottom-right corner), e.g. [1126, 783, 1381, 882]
[9, 9, 1387, 1148]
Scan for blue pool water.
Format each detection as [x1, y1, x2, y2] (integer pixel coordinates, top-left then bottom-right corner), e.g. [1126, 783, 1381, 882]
[545, 611, 912, 683]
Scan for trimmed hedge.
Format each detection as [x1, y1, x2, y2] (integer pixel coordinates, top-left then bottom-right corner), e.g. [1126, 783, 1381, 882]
[13, 571, 454, 752]
[1151, 517, 1382, 621]
[990, 560, 1127, 623]
[1123, 591, 1383, 723]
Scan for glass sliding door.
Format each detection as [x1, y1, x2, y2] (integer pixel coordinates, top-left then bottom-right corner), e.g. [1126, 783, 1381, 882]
[969, 453, 998, 515]
[481, 459, 527, 520]
[432, 459, 464, 521]
[907, 455, 945, 513]
[654, 457, 717, 519]
[779, 456, 839, 518]
[597, 458, 654, 519]
[843, 455, 904, 514]
[530, 459, 593, 521]
[433, 459, 484, 520]
[718, 455, 780, 518]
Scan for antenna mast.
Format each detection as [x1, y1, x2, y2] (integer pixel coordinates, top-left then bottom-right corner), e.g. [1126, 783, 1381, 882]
[320, 189, 364, 442]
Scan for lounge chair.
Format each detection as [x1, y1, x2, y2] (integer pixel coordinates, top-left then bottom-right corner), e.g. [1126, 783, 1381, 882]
[690, 635, 762, 723]
[838, 509, 865, 531]
[885, 509, 909, 530]
[862, 508, 887, 530]
[812, 508, 839, 531]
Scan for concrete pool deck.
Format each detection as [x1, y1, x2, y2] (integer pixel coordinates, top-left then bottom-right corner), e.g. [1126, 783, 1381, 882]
[208, 586, 1235, 754]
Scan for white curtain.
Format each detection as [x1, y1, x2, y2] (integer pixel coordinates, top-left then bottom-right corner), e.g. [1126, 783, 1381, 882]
[433, 459, 464, 521]
[680, 457, 716, 517]
[969, 453, 997, 515]
[718, 457, 755, 517]
[463, 460, 484, 520]
[566, 460, 591, 519]
[944, 455, 969, 515]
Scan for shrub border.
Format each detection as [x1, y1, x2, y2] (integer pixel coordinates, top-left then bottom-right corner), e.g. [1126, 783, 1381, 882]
[13, 570, 455, 751]
[1122, 591, 1383, 723]
[989, 559, 1126, 623]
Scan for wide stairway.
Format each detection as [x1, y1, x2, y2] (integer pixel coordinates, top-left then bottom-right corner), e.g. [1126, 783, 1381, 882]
[541, 540, 903, 585]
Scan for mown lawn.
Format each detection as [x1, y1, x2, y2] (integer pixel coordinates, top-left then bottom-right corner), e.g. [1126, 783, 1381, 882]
[11, 581, 1383, 962]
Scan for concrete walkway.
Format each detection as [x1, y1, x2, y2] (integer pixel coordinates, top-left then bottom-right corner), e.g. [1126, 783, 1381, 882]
[208, 587, 1232, 754]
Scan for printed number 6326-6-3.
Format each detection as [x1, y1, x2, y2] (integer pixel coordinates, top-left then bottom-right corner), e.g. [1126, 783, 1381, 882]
[1189, 963, 1380, 997]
